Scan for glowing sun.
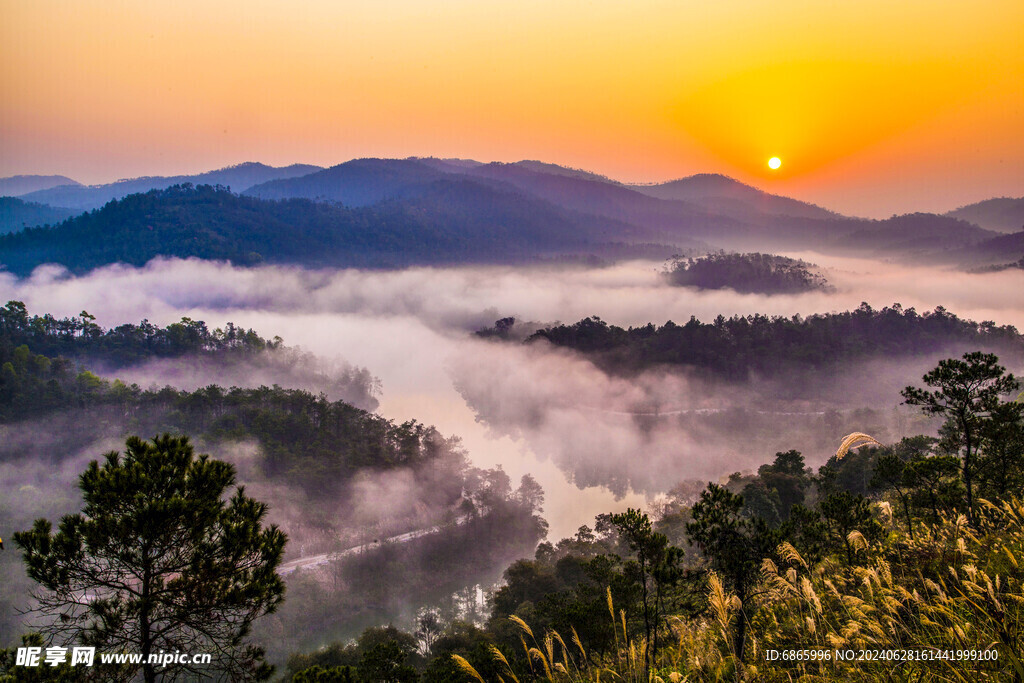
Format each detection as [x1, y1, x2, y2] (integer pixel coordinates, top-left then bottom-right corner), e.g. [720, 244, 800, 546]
[768, 156, 782, 170]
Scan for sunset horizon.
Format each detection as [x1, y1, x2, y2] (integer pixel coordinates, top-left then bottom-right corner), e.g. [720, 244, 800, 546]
[3, 0, 1023, 218]
[3, 2, 1024, 678]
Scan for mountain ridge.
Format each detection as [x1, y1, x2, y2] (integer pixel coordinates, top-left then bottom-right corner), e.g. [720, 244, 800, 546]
[945, 197, 1024, 234]
[19, 162, 324, 211]
[0, 197, 78, 234]
[0, 175, 81, 197]
[2, 158, 1017, 272]
[0, 182, 687, 276]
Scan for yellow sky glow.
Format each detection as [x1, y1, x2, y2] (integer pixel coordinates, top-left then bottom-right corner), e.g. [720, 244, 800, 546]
[2, 0, 1022, 216]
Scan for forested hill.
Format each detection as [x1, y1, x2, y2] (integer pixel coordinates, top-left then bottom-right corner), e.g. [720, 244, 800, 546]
[16, 162, 323, 211]
[3, 158, 1017, 274]
[512, 304, 1024, 380]
[1, 302, 549, 653]
[0, 299, 275, 366]
[664, 252, 833, 294]
[0, 183, 661, 275]
[0, 197, 76, 234]
[945, 196, 1024, 233]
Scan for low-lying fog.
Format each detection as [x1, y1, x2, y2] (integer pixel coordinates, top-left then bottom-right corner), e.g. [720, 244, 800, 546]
[2, 256, 1021, 538]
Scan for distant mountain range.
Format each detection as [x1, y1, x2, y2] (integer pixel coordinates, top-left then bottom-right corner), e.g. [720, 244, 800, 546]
[0, 180, 676, 276]
[0, 197, 78, 235]
[11, 162, 322, 211]
[0, 158, 1020, 274]
[630, 173, 839, 221]
[0, 174, 81, 197]
[945, 197, 1024, 234]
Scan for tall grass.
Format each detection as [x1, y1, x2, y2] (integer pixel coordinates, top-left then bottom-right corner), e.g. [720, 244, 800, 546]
[453, 498, 1024, 682]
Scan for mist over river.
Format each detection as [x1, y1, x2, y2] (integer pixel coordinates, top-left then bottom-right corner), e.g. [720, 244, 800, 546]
[3, 255, 1022, 538]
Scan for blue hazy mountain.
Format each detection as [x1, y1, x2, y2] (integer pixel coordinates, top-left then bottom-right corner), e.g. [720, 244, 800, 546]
[1, 158, 1015, 274]
[19, 162, 323, 211]
[0, 175, 81, 197]
[244, 158, 453, 206]
[0, 197, 78, 234]
[630, 173, 839, 221]
[0, 180, 681, 276]
[945, 197, 1024, 234]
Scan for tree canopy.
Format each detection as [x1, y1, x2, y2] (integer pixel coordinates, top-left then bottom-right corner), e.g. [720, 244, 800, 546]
[13, 435, 287, 682]
[902, 351, 1020, 523]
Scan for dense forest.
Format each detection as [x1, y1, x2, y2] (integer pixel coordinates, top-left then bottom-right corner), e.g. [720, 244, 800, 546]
[0, 197, 76, 235]
[3, 301, 1024, 681]
[510, 303, 1024, 381]
[267, 351, 1024, 682]
[0, 298, 275, 362]
[0, 303, 547, 665]
[664, 252, 833, 294]
[15, 162, 324, 211]
[0, 301, 543, 532]
[0, 183, 660, 276]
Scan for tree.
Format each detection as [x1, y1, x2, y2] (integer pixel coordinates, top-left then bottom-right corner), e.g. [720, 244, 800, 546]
[292, 665, 356, 683]
[902, 351, 1020, 524]
[871, 452, 918, 539]
[414, 608, 444, 656]
[609, 508, 672, 677]
[976, 401, 1024, 499]
[817, 491, 881, 564]
[14, 435, 287, 682]
[358, 642, 418, 683]
[686, 484, 784, 663]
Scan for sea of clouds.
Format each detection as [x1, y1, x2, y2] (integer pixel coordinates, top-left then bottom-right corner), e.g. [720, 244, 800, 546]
[2, 256, 1021, 537]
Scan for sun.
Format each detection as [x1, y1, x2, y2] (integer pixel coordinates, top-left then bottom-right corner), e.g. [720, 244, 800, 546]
[768, 156, 782, 170]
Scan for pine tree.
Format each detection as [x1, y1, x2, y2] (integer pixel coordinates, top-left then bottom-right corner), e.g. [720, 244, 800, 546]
[14, 435, 287, 682]
[902, 351, 1019, 525]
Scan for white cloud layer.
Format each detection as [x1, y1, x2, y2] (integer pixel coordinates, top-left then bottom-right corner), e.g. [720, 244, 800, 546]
[2, 256, 1021, 537]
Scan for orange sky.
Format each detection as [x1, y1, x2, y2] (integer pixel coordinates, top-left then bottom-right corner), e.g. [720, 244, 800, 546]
[2, 0, 1022, 217]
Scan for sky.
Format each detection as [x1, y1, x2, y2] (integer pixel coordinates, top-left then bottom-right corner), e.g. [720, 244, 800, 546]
[2, 0, 1022, 217]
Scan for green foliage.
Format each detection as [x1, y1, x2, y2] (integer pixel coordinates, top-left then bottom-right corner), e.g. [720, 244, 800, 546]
[686, 484, 786, 659]
[358, 642, 419, 683]
[0, 196, 76, 235]
[285, 350, 1024, 682]
[292, 665, 357, 683]
[0, 300, 282, 421]
[977, 401, 1024, 499]
[13, 435, 286, 682]
[817, 491, 883, 564]
[740, 450, 811, 524]
[903, 351, 1021, 523]
[284, 626, 427, 683]
[0, 633, 79, 682]
[607, 508, 687, 674]
[1, 299, 275, 367]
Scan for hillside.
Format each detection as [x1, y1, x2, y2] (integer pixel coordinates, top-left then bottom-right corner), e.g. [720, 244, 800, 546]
[0, 303, 547, 654]
[946, 196, 1024, 233]
[0, 197, 77, 234]
[831, 212, 998, 257]
[0, 158, 1012, 271]
[19, 162, 323, 211]
[0, 174, 80, 196]
[0, 182, 671, 275]
[960, 229, 1024, 269]
[632, 173, 838, 221]
[245, 158, 996, 260]
[244, 157, 452, 205]
[518, 304, 1024, 381]
[665, 252, 833, 294]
